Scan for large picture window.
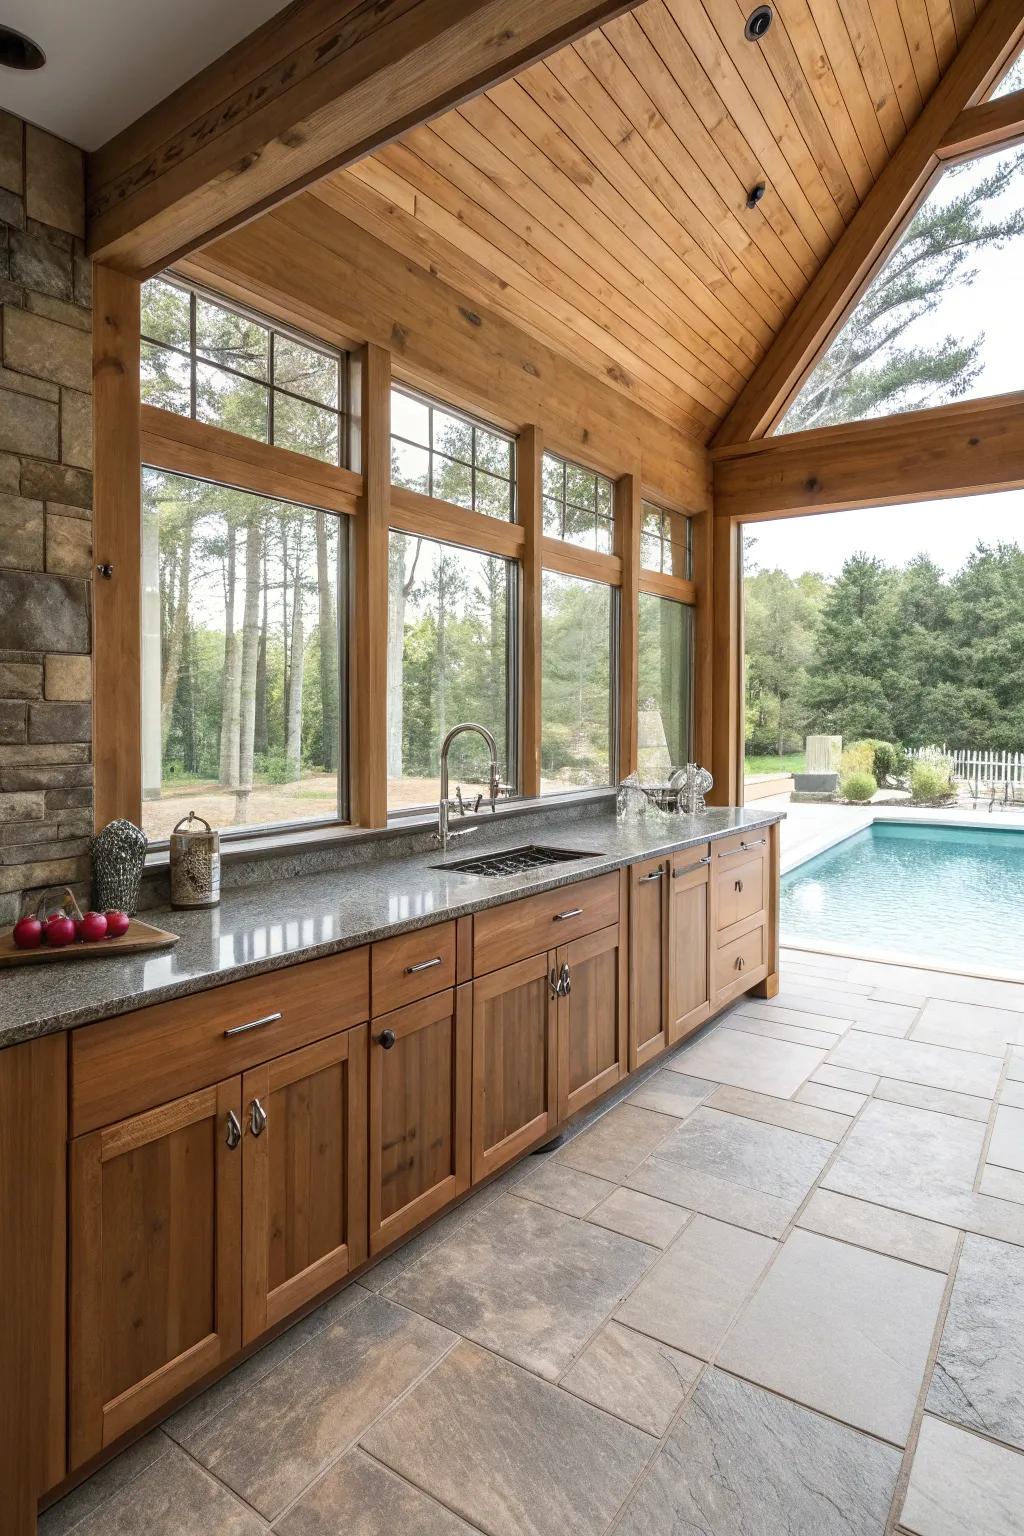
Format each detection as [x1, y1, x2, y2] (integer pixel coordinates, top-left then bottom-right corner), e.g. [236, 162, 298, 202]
[141, 468, 346, 839]
[140, 277, 347, 466]
[390, 387, 515, 520]
[387, 532, 515, 809]
[638, 593, 694, 778]
[541, 572, 617, 793]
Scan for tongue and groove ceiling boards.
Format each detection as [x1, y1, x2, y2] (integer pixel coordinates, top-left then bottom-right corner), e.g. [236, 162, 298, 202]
[315, 0, 991, 444]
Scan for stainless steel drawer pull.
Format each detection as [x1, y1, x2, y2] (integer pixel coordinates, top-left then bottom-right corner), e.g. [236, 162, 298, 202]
[639, 870, 664, 883]
[405, 956, 443, 974]
[223, 1011, 282, 1038]
[673, 856, 711, 877]
[553, 907, 584, 921]
[719, 838, 767, 860]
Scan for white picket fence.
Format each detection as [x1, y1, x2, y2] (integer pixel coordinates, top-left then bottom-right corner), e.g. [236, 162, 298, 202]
[908, 746, 1024, 786]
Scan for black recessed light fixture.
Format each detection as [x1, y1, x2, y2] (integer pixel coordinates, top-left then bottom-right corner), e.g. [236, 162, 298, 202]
[744, 5, 774, 41]
[746, 182, 766, 209]
[0, 24, 46, 70]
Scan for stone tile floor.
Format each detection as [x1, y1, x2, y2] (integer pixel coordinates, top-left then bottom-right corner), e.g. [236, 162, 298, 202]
[41, 945, 1024, 1536]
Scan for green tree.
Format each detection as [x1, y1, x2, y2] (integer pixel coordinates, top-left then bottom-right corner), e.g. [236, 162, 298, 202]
[781, 149, 1024, 431]
[743, 553, 825, 756]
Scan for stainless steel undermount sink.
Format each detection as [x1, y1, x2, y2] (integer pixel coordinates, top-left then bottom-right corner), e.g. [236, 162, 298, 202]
[432, 844, 600, 878]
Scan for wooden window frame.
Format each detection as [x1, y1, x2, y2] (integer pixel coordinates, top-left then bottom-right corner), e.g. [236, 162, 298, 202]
[95, 275, 707, 842]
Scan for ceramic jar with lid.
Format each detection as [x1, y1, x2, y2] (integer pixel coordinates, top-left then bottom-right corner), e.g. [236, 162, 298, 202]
[169, 811, 221, 910]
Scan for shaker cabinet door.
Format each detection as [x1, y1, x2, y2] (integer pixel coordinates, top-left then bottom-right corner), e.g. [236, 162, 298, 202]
[69, 1078, 243, 1467]
[471, 953, 558, 1183]
[557, 924, 627, 1122]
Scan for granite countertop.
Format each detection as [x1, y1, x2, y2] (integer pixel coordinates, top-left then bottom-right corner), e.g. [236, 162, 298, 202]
[0, 806, 783, 1049]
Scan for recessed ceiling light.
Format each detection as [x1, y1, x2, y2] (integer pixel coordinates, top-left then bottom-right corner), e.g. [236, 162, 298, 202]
[745, 6, 774, 41]
[0, 24, 46, 70]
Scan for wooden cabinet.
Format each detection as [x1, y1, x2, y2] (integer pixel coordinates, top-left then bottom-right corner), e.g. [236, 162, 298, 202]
[242, 1026, 368, 1342]
[471, 953, 558, 1182]
[710, 829, 771, 1005]
[69, 1078, 242, 1467]
[629, 857, 670, 1069]
[368, 987, 471, 1255]
[668, 845, 711, 1044]
[70, 1022, 368, 1462]
[370, 923, 457, 1016]
[472, 872, 620, 973]
[556, 923, 627, 1120]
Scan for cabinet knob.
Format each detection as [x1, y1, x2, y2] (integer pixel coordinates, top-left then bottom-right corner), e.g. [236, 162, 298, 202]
[225, 1110, 242, 1150]
[735, 879, 744, 893]
[377, 1028, 397, 1049]
[735, 956, 746, 971]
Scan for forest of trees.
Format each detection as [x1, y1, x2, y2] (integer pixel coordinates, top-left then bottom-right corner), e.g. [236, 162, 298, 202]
[744, 541, 1024, 758]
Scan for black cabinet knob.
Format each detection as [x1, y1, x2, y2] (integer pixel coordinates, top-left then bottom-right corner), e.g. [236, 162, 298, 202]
[377, 1028, 397, 1049]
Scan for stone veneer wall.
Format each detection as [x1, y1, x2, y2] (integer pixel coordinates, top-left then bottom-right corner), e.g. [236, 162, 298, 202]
[0, 113, 92, 925]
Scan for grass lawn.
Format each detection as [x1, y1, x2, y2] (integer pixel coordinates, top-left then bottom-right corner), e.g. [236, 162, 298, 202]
[744, 752, 805, 778]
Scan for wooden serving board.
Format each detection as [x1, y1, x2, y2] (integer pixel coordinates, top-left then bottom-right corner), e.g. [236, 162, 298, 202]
[0, 919, 179, 967]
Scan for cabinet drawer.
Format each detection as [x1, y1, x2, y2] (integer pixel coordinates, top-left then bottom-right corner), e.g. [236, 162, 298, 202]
[714, 924, 767, 1000]
[71, 948, 370, 1135]
[712, 829, 769, 870]
[715, 854, 767, 934]
[472, 872, 620, 974]
[670, 843, 711, 889]
[371, 922, 456, 1015]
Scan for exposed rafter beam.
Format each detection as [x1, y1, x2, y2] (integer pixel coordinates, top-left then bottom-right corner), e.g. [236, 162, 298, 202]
[712, 392, 1024, 521]
[712, 1, 1024, 449]
[86, 0, 641, 276]
[938, 87, 1024, 162]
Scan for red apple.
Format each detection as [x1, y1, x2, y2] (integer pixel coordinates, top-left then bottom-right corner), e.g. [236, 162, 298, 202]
[104, 910, 131, 938]
[43, 912, 76, 947]
[12, 915, 43, 950]
[78, 910, 109, 943]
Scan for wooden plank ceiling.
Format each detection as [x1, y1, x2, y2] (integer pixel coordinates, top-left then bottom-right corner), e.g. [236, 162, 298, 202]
[313, 0, 988, 445]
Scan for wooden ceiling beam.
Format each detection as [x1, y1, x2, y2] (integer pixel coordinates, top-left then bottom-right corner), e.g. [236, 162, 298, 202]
[711, 0, 1024, 449]
[937, 86, 1024, 161]
[712, 391, 1024, 520]
[86, 0, 643, 275]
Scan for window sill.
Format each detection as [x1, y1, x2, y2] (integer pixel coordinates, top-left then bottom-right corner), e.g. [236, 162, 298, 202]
[143, 788, 615, 870]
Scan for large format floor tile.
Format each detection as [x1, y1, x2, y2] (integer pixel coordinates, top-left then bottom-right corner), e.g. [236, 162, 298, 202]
[797, 1188, 958, 1272]
[276, 1448, 478, 1536]
[39, 1433, 174, 1536]
[559, 1320, 702, 1436]
[45, 1445, 265, 1536]
[626, 1068, 712, 1118]
[585, 1186, 691, 1248]
[822, 1099, 1024, 1243]
[666, 1027, 826, 1098]
[723, 1009, 843, 1049]
[615, 1369, 901, 1536]
[175, 1292, 455, 1520]
[718, 1229, 946, 1445]
[383, 1193, 654, 1380]
[874, 1077, 991, 1122]
[615, 1214, 775, 1358]
[912, 996, 1024, 1056]
[514, 1160, 615, 1217]
[989, 1105, 1024, 1173]
[554, 1103, 678, 1182]
[926, 1234, 1024, 1450]
[625, 1106, 832, 1237]
[360, 1341, 655, 1536]
[706, 1082, 850, 1140]
[828, 1031, 1001, 1097]
[900, 1416, 1024, 1536]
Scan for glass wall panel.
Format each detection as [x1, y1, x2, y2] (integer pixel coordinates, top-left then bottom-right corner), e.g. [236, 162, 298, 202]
[541, 572, 616, 792]
[387, 532, 513, 808]
[141, 468, 344, 839]
[638, 593, 694, 778]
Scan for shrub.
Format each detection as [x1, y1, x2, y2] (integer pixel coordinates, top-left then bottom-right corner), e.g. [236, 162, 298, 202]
[870, 740, 900, 784]
[910, 758, 954, 803]
[841, 770, 877, 803]
[840, 740, 876, 778]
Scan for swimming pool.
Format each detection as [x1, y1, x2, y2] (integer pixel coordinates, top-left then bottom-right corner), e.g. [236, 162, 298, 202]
[782, 821, 1024, 976]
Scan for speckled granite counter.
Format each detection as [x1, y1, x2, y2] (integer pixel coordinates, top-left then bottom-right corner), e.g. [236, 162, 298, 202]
[0, 806, 782, 1048]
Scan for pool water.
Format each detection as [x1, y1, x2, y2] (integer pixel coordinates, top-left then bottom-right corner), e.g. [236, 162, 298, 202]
[782, 822, 1024, 974]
